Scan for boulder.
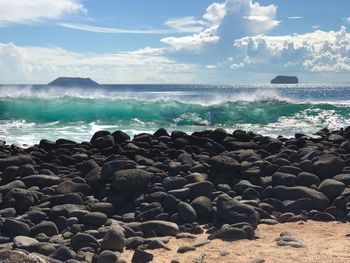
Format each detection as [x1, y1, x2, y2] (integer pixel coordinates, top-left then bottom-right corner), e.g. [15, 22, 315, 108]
[138, 220, 179, 236]
[30, 221, 59, 237]
[0, 155, 34, 170]
[209, 155, 241, 172]
[177, 202, 197, 223]
[216, 194, 260, 228]
[3, 219, 30, 236]
[314, 154, 344, 180]
[272, 186, 330, 211]
[317, 179, 345, 200]
[112, 169, 152, 191]
[101, 224, 126, 252]
[3, 188, 35, 214]
[70, 233, 100, 251]
[190, 196, 213, 220]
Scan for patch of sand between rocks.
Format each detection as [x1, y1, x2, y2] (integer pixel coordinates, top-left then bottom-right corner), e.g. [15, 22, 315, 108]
[122, 221, 350, 263]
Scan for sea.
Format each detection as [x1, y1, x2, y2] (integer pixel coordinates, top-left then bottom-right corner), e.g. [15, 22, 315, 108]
[0, 83, 350, 145]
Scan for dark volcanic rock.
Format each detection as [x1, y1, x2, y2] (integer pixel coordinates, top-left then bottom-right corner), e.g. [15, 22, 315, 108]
[314, 154, 344, 180]
[101, 224, 126, 252]
[0, 155, 34, 170]
[317, 179, 345, 201]
[70, 233, 100, 251]
[30, 221, 59, 237]
[177, 202, 197, 223]
[216, 194, 260, 228]
[210, 155, 241, 172]
[272, 186, 330, 211]
[138, 220, 179, 236]
[132, 248, 153, 262]
[3, 188, 35, 214]
[112, 169, 152, 191]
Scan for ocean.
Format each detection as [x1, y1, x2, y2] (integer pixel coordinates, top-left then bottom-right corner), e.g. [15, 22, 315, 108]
[0, 83, 350, 145]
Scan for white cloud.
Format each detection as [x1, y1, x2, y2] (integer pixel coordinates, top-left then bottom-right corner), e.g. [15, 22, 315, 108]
[347, 17, 350, 24]
[0, 42, 198, 84]
[229, 26, 350, 72]
[61, 17, 206, 34]
[164, 17, 205, 33]
[61, 23, 172, 34]
[0, 0, 85, 25]
[161, 0, 279, 51]
[288, 16, 303, 20]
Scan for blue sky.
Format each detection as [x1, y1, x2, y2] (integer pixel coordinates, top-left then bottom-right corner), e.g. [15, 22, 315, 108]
[0, 0, 350, 84]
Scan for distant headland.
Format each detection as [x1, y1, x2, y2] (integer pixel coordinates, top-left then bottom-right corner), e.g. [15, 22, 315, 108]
[271, 75, 299, 84]
[48, 77, 99, 87]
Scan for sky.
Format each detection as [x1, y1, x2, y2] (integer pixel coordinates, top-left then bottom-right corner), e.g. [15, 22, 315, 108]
[0, 0, 350, 84]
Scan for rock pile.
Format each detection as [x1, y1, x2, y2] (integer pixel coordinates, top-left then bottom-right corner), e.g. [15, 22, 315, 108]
[0, 127, 350, 262]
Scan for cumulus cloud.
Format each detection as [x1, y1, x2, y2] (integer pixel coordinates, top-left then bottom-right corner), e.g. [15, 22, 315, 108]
[0, 0, 85, 25]
[229, 26, 350, 72]
[159, 0, 350, 76]
[0, 42, 197, 84]
[161, 0, 279, 51]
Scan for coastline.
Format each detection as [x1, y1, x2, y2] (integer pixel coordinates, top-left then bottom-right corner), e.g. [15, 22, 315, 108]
[0, 127, 350, 262]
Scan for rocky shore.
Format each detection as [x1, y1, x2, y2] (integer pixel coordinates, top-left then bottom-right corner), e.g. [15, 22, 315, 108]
[0, 127, 350, 262]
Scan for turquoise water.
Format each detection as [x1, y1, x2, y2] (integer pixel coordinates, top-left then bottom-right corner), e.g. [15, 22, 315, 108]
[0, 84, 350, 145]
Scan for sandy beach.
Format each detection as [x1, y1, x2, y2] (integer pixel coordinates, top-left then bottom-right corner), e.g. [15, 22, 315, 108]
[123, 221, 350, 263]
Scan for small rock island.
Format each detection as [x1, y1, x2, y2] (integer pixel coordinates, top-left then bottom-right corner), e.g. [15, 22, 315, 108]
[48, 77, 99, 87]
[271, 75, 299, 84]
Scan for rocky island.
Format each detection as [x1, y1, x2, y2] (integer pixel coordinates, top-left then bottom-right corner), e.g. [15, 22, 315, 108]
[271, 76, 299, 84]
[48, 77, 99, 87]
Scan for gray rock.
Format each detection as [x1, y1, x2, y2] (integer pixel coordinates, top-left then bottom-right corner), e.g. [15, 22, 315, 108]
[101, 224, 126, 252]
[216, 194, 260, 228]
[208, 227, 248, 241]
[70, 233, 100, 252]
[50, 246, 76, 261]
[312, 212, 336, 222]
[83, 212, 107, 226]
[317, 179, 345, 200]
[333, 173, 350, 185]
[272, 186, 330, 211]
[3, 219, 30, 236]
[0, 180, 25, 195]
[3, 188, 35, 214]
[131, 249, 153, 262]
[314, 154, 344, 180]
[177, 202, 197, 223]
[138, 220, 179, 236]
[210, 155, 241, 172]
[112, 169, 152, 191]
[56, 180, 91, 195]
[0, 155, 34, 170]
[177, 245, 196, 253]
[190, 196, 212, 220]
[295, 172, 320, 187]
[184, 181, 214, 200]
[0, 250, 51, 263]
[13, 236, 39, 248]
[30, 221, 59, 237]
[98, 250, 121, 263]
[22, 174, 63, 188]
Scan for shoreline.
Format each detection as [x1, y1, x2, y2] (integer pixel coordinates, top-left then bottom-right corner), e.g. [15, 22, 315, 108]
[0, 127, 349, 262]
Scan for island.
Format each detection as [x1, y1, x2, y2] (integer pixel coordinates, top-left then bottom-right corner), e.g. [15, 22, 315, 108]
[48, 77, 99, 87]
[271, 75, 299, 84]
